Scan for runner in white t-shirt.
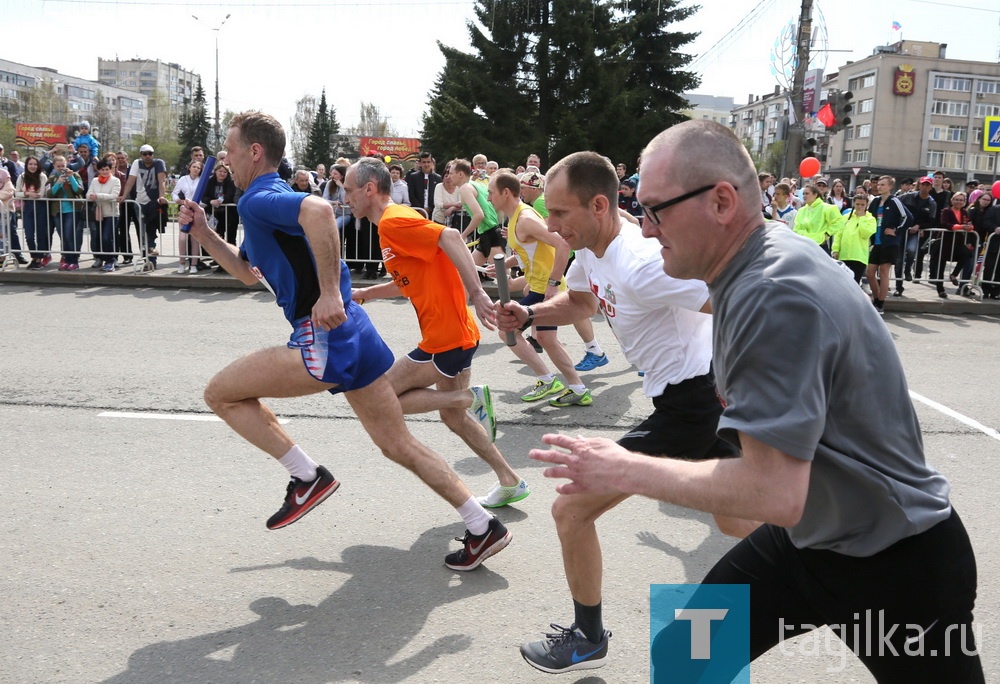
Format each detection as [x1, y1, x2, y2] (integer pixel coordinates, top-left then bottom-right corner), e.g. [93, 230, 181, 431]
[496, 151, 757, 675]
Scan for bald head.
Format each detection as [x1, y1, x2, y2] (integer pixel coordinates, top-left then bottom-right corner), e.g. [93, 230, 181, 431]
[642, 120, 760, 213]
[639, 120, 767, 283]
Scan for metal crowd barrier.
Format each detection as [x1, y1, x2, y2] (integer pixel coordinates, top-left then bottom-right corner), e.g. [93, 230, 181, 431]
[0, 203, 13, 270]
[2, 196, 149, 272]
[917, 227, 980, 296]
[2, 196, 249, 274]
[967, 232, 1000, 301]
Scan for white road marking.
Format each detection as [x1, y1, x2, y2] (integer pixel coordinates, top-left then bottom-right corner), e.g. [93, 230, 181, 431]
[909, 391, 1000, 441]
[98, 411, 289, 425]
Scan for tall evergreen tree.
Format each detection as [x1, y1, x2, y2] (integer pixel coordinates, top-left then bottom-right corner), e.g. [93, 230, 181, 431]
[614, 0, 700, 165]
[302, 88, 340, 169]
[422, 0, 699, 169]
[177, 80, 212, 170]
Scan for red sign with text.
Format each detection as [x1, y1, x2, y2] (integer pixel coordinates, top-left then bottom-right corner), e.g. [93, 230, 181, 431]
[360, 137, 421, 163]
[15, 123, 69, 148]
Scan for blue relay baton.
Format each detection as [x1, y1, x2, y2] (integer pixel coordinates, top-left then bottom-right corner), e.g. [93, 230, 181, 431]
[179, 156, 216, 233]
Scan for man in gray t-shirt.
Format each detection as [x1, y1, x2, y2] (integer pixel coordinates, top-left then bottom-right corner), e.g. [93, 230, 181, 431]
[531, 120, 982, 683]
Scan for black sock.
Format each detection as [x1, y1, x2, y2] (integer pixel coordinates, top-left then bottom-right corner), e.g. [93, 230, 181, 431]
[573, 599, 603, 643]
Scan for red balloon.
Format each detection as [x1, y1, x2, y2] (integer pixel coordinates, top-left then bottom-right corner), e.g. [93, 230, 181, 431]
[991, 180, 1000, 198]
[799, 157, 821, 178]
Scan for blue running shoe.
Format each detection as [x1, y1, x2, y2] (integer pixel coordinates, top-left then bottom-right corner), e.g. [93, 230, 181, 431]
[574, 351, 609, 372]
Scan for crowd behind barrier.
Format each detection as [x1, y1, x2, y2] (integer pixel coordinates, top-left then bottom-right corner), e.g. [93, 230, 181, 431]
[3, 148, 1000, 307]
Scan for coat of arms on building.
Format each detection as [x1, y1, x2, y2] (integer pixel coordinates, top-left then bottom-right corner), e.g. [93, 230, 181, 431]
[894, 64, 915, 96]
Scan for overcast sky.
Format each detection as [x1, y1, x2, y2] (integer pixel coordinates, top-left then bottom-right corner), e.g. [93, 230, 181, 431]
[4, 0, 998, 140]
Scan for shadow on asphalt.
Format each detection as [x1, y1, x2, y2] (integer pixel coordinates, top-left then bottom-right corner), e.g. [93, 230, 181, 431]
[102, 524, 507, 683]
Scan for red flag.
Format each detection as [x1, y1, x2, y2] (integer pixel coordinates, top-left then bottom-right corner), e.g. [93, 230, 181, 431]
[816, 103, 835, 128]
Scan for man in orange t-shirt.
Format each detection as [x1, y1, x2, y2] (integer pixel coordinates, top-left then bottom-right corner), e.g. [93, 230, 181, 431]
[348, 158, 531, 525]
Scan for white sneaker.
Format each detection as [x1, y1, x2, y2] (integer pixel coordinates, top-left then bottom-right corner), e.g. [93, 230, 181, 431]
[477, 479, 530, 508]
[176, 265, 187, 274]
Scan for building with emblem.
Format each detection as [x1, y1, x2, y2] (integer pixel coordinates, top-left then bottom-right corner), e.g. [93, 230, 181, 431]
[824, 40, 1000, 187]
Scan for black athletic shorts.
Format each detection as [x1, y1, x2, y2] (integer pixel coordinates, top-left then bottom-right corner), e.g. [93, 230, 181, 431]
[474, 225, 506, 256]
[652, 509, 983, 683]
[617, 372, 737, 460]
[869, 243, 899, 265]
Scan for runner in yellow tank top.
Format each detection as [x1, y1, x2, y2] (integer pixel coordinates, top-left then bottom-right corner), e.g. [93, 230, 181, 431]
[487, 171, 593, 407]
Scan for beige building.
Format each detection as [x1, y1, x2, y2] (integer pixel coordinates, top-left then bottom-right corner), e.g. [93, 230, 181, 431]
[682, 94, 738, 128]
[828, 40, 1000, 186]
[732, 86, 789, 159]
[0, 58, 147, 144]
[98, 58, 199, 115]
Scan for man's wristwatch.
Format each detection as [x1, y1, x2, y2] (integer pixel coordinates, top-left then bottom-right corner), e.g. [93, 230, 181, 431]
[519, 306, 535, 332]
[547, 278, 561, 287]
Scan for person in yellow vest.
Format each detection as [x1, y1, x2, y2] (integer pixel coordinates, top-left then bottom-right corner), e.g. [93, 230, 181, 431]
[793, 183, 843, 254]
[831, 195, 876, 284]
[487, 171, 593, 407]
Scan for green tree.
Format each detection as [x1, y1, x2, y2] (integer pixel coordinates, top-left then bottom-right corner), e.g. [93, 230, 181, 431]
[302, 88, 340, 169]
[611, 0, 700, 164]
[422, 0, 538, 167]
[177, 80, 212, 171]
[421, 0, 700, 169]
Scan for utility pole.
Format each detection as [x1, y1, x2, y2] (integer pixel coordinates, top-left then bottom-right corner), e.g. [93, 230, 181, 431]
[782, 0, 814, 179]
[192, 13, 231, 150]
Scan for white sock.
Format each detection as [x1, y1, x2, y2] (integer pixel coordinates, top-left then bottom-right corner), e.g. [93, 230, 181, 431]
[278, 445, 318, 482]
[457, 497, 491, 536]
[584, 339, 604, 355]
[538, 373, 555, 383]
[568, 384, 586, 393]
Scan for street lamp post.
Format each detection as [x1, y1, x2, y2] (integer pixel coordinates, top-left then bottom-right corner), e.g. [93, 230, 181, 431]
[192, 13, 231, 150]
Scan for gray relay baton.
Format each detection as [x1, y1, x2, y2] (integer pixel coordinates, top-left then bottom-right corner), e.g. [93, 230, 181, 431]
[493, 253, 517, 347]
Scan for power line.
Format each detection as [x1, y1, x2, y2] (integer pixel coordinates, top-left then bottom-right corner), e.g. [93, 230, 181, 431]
[689, 0, 781, 72]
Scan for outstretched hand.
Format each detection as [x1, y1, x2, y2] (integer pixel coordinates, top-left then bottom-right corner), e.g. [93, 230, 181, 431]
[529, 433, 632, 496]
[471, 290, 497, 331]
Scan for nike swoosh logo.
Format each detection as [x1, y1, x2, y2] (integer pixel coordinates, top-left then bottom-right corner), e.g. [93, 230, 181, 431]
[295, 478, 322, 505]
[571, 644, 603, 663]
[904, 619, 938, 648]
[469, 535, 491, 555]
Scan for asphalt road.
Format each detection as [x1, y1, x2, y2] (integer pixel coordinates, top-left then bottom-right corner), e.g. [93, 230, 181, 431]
[1, 284, 997, 683]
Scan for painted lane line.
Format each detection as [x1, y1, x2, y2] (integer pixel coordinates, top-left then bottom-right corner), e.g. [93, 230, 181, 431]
[909, 391, 1000, 442]
[98, 411, 289, 425]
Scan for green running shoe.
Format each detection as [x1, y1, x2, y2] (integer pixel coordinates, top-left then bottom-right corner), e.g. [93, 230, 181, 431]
[477, 478, 531, 508]
[521, 377, 565, 402]
[548, 388, 593, 407]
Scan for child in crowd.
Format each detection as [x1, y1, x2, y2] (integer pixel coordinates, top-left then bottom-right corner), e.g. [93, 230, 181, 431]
[72, 121, 101, 160]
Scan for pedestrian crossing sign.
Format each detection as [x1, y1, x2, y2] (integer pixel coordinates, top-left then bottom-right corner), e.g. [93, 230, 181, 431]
[985, 117, 1000, 153]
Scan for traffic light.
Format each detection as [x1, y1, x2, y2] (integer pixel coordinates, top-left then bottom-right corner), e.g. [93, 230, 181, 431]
[825, 90, 853, 134]
[803, 137, 818, 157]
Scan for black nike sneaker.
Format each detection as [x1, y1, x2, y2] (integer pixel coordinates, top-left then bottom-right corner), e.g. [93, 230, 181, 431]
[520, 623, 611, 673]
[266, 466, 339, 530]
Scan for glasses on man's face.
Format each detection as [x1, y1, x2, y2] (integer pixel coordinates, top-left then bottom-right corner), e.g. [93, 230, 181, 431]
[641, 183, 723, 226]
[141, 152, 153, 156]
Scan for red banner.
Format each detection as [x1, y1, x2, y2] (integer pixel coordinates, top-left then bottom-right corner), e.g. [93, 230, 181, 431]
[360, 137, 421, 163]
[15, 123, 69, 148]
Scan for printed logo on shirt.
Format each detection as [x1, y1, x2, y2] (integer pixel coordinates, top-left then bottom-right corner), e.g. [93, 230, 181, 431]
[589, 278, 617, 318]
[381, 246, 396, 262]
